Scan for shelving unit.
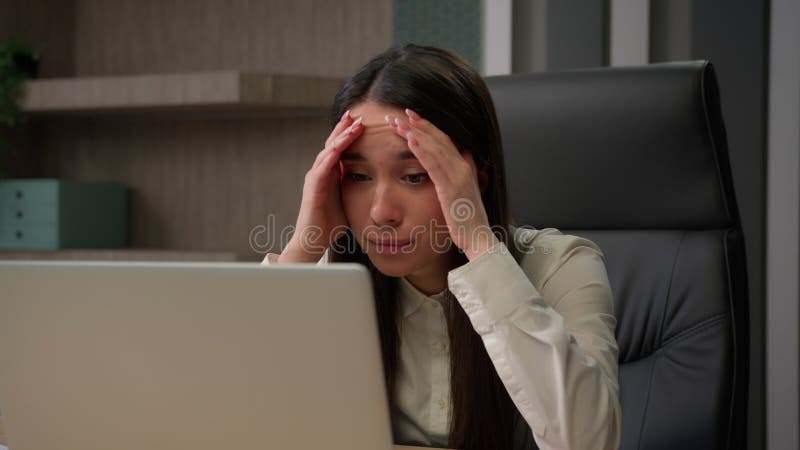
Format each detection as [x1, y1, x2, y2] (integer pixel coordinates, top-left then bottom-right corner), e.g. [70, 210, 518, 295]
[20, 71, 343, 116]
[0, 249, 256, 262]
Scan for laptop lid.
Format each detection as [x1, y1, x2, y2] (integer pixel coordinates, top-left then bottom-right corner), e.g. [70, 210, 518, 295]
[0, 261, 393, 450]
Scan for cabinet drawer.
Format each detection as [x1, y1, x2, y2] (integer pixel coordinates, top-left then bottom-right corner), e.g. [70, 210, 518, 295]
[0, 179, 127, 250]
[0, 180, 58, 207]
[0, 204, 58, 224]
[0, 221, 57, 250]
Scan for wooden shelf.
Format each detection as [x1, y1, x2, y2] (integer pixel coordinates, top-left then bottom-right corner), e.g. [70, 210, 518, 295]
[19, 71, 343, 116]
[0, 249, 258, 262]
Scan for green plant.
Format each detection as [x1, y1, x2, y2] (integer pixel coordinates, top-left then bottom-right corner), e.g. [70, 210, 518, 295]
[0, 39, 40, 127]
[0, 39, 40, 178]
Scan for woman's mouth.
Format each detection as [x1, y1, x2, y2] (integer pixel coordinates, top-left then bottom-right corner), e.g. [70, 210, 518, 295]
[367, 239, 414, 254]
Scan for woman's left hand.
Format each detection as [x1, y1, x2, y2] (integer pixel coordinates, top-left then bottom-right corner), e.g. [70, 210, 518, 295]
[386, 108, 500, 261]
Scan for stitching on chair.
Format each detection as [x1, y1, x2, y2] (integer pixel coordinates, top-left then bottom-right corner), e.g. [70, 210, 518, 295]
[662, 313, 729, 348]
[635, 352, 658, 449]
[658, 231, 687, 344]
[622, 312, 729, 365]
[633, 313, 727, 449]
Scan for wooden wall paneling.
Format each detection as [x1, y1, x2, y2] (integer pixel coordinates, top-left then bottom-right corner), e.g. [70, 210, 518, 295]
[0, 123, 39, 178]
[74, 0, 393, 77]
[0, 0, 75, 77]
[35, 115, 332, 259]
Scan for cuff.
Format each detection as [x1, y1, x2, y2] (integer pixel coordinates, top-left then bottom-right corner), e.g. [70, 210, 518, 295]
[447, 241, 541, 334]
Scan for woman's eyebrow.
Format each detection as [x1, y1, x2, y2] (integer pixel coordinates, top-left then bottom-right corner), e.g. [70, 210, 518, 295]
[340, 150, 418, 161]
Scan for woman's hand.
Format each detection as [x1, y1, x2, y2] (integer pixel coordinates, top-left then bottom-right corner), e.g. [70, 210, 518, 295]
[386, 109, 500, 261]
[280, 110, 364, 263]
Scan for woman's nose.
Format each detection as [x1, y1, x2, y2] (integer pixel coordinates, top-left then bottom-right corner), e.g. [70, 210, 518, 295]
[369, 183, 402, 225]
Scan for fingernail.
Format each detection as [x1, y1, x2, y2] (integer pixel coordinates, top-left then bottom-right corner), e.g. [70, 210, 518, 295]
[394, 117, 401, 127]
[342, 109, 350, 120]
[353, 116, 363, 126]
[406, 131, 413, 140]
[384, 114, 391, 124]
[405, 108, 420, 121]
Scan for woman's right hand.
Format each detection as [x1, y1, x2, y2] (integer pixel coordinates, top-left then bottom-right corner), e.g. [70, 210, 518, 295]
[279, 110, 364, 263]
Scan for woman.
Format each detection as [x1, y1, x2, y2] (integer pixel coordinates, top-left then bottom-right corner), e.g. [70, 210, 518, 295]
[263, 44, 620, 450]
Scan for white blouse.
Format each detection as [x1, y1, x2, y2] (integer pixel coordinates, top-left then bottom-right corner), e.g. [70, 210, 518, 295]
[261, 225, 621, 450]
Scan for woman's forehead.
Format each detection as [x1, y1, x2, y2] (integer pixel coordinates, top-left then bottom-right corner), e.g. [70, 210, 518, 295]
[342, 134, 415, 163]
[343, 100, 419, 162]
[349, 99, 404, 118]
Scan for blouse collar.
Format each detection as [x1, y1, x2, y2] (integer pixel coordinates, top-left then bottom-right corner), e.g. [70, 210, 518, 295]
[398, 276, 449, 318]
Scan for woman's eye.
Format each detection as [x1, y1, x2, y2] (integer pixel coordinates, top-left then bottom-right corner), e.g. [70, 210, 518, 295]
[347, 173, 370, 182]
[404, 173, 429, 185]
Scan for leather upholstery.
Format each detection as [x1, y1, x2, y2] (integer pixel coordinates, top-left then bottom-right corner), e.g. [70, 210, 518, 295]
[486, 61, 749, 450]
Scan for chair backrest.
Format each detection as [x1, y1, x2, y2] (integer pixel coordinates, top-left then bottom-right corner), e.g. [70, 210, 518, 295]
[486, 61, 749, 450]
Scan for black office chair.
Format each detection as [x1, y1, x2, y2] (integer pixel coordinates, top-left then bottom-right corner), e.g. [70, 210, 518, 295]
[486, 61, 749, 450]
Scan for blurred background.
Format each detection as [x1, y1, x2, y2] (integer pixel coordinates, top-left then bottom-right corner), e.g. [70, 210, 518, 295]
[0, 1, 796, 449]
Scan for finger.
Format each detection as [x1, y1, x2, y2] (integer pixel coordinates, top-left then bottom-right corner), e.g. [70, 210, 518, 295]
[334, 116, 363, 151]
[404, 130, 444, 184]
[314, 116, 363, 169]
[318, 119, 364, 172]
[326, 109, 353, 148]
[401, 118, 465, 169]
[404, 108, 449, 142]
[406, 129, 472, 189]
[388, 115, 464, 182]
[404, 108, 422, 122]
[318, 111, 355, 163]
[384, 114, 403, 135]
[391, 115, 453, 161]
[386, 115, 411, 141]
[400, 123, 459, 169]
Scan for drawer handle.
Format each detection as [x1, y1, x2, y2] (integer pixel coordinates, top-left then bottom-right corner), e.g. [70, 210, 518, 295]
[15, 210, 23, 219]
[15, 230, 23, 239]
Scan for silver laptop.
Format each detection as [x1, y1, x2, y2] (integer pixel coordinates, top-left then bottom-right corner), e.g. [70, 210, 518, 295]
[0, 261, 393, 450]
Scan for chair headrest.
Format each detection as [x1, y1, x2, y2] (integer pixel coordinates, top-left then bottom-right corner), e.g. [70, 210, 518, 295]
[486, 61, 740, 230]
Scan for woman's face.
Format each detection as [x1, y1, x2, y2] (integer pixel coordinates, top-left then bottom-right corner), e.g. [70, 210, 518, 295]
[339, 100, 455, 279]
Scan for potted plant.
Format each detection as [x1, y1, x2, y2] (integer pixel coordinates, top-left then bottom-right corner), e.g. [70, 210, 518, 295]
[0, 39, 40, 178]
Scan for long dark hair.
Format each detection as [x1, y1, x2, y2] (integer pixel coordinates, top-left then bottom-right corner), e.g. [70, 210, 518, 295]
[329, 44, 527, 450]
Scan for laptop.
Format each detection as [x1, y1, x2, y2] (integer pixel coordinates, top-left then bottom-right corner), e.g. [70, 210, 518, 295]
[0, 261, 393, 450]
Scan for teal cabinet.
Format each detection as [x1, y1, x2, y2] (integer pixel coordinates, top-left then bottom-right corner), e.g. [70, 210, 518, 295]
[0, 179, 127, 250]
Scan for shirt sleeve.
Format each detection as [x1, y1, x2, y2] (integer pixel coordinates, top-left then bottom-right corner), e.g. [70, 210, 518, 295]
[260, 248, 329, 266]
[446, 232, 621, 450]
